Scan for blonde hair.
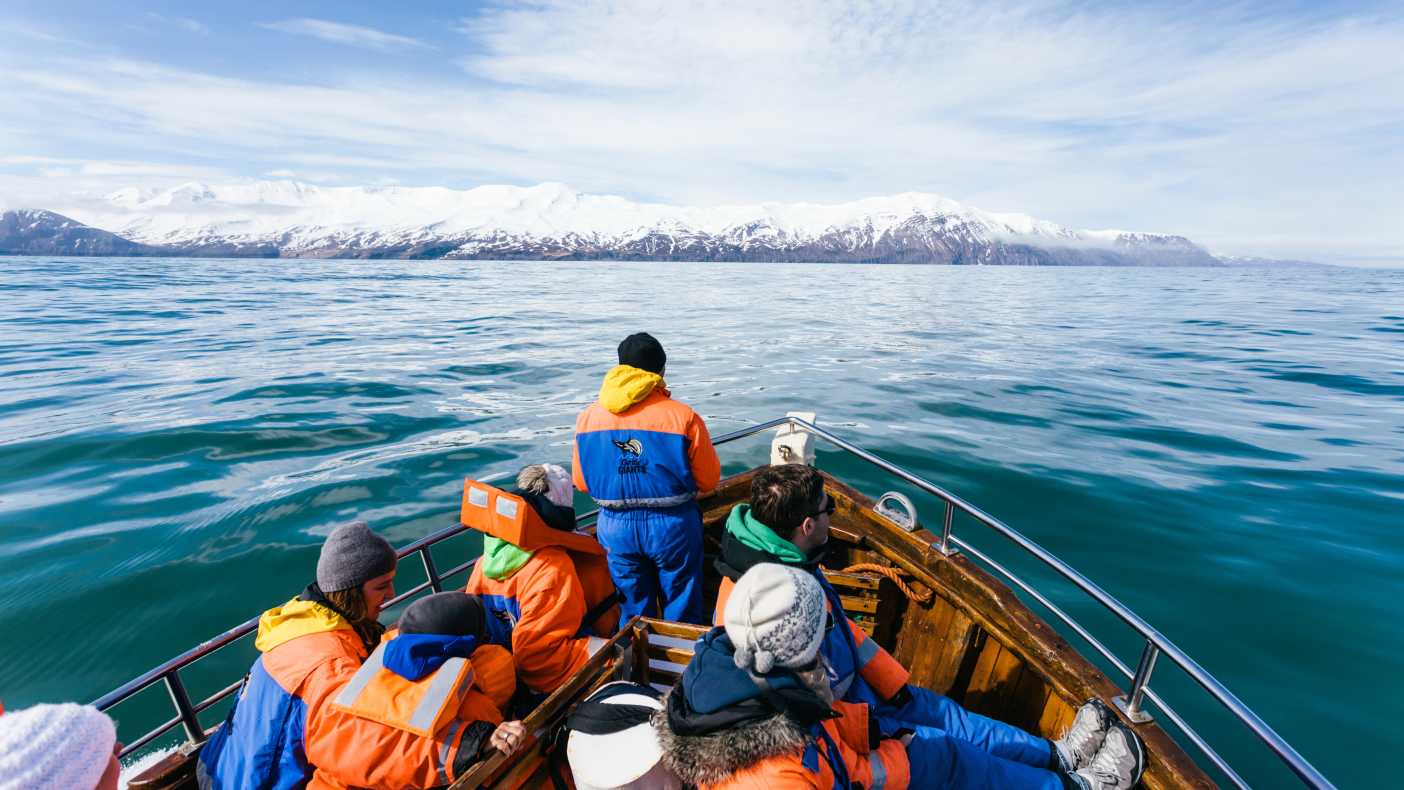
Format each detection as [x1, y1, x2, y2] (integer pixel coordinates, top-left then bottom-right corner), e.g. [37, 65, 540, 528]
[516, 464, 550, 495]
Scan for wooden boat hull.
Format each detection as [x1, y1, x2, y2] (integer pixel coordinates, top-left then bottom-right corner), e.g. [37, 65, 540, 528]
[132, 466, 1216, 789]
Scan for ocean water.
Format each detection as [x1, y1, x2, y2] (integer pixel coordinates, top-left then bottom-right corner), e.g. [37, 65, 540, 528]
[1, 257, 1400, 786]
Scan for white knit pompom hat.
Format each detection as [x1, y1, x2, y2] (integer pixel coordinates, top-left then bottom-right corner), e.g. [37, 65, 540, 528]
[0, 703, 116, 790]
[723, 563, 827, 673]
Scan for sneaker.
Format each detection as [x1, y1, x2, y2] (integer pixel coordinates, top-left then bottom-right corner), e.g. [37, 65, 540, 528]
[1072, 723, 1146, 790]
[1054, 698, 1114, 771]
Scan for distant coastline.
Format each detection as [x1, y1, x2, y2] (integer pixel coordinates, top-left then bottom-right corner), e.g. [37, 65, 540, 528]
[0, 182, 1334, 267]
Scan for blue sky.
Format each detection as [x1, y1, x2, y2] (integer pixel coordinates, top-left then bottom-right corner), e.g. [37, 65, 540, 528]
[1, 0, 1401, 264]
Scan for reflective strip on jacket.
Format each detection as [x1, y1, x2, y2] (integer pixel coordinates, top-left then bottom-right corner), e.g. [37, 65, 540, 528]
[572, 380, 720, 509]
[702, 715, 910, 790]
[465, 545, 620, 694]
[329, 640, 514, 734]
[197, 597, 507, 790]
[714, 574, 910, 704]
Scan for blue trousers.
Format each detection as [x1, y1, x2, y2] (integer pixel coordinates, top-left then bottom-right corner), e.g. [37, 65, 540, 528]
[906, 730, 1065, 790]
[596, 504, 704, 624]
[876, 684, 1054, 768]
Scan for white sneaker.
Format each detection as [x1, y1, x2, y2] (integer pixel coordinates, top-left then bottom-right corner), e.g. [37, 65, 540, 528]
[1054, 698, 1113, 772]
[1072, 724, 1146, 790]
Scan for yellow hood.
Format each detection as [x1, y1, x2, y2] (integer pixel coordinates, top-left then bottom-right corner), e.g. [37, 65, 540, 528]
[254, 597, 353, 653]
[598, 364, 666, 414]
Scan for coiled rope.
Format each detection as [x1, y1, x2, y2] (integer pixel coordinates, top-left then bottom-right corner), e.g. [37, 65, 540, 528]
[839, 563, 934, 604]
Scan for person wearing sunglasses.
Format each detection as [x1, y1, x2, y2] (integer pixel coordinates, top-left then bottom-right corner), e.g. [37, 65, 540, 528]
[713, 465, 1144, 789]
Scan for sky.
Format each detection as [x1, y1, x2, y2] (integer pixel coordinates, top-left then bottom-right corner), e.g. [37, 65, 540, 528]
[1, 0, 1401, 265]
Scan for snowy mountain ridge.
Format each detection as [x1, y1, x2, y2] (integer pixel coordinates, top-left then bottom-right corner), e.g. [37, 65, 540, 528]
[16, 180, 1220, 264]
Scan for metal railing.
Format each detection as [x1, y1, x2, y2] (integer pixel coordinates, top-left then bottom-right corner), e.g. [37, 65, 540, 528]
[92, 415, 1333, 789]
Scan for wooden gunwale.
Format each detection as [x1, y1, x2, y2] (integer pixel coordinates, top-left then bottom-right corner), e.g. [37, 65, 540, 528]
[127, 464, 1216, 789]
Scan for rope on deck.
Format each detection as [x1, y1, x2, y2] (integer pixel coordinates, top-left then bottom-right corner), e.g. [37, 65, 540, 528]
[839, 563, 934, 604]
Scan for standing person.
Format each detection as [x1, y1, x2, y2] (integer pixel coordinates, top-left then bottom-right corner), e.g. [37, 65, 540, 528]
[573, 332, 721, 624]
[0, 703, 122, 790]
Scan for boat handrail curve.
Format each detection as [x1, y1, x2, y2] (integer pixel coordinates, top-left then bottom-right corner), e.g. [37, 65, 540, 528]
[90, 415, 1333, 789]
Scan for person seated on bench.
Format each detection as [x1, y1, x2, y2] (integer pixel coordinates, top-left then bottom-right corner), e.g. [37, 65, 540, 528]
[714, 466, 1146, 787]
[197, 522, 527, 790]
[320, 591, 526, 788]
[657, 563, 911, 790]
[463, 464, 620, 697]
[661, 563, 1144, 790]
[566, 681, 682, 790]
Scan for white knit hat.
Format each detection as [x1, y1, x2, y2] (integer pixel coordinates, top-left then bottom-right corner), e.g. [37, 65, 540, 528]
[0, 703, 117, 790]
[723, 564, 826, 673]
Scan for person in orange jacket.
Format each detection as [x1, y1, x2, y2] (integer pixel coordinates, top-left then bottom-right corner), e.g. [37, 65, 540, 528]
[573, 333, 720, 624]
[711, 466, 1146, 790]
[197, 521, 528, 790]
[320, 591, 526, 789]
[463, 464, 620, 697]
[655, 563, 911, 790]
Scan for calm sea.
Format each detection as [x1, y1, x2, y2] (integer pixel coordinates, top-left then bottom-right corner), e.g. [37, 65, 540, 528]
[1, 258, 1400, 786]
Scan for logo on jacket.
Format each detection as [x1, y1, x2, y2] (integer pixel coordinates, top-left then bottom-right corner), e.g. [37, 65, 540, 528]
[612, 438, 643, 457]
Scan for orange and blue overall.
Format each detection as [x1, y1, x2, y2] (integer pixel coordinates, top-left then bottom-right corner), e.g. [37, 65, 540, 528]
[573, 364, 720, 623]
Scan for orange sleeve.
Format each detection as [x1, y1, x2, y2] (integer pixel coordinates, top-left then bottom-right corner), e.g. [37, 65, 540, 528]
[850, 618, 910, 700]
[572, 433, 589, 493]
[687, 410, 721, 494]
[512, 550, 591, 694]
[713, 576, 735, 626]
[823, 719, 911, 790]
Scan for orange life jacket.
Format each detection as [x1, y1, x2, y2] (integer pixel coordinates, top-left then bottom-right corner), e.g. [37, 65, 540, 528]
[460, 477, 620, 693]
[460, 477, 605, 556]
[330, 637, 515, 738]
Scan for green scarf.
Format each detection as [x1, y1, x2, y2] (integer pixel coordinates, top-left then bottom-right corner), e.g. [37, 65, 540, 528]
[724, 504, 807, 564]
[481, 535, 534, 581]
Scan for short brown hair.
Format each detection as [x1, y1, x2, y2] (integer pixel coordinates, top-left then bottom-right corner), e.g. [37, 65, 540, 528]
[750, 464, 825, 538]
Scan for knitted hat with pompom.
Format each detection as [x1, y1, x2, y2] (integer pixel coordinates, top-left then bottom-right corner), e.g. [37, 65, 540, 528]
[722, 563, 826, 674]
[0, 703, 116, 790]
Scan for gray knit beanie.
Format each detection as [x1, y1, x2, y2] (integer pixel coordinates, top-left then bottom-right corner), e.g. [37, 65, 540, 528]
[317, 521, 397, 592]
[723, 563, 826, 673]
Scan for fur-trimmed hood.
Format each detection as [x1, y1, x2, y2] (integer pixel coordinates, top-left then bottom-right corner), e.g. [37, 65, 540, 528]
[655, 708, 807, 787]
[653, 628, 835, 787]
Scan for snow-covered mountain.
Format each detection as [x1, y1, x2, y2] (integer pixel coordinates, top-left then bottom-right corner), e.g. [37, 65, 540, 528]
[0, 209, 169, 256]
[22, 181, 1219, 264]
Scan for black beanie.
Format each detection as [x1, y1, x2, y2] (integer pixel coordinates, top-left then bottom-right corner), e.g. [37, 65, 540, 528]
[617, 332, 666, 374]
[512, 488, 577, 533]
[399, 592, 487, 640]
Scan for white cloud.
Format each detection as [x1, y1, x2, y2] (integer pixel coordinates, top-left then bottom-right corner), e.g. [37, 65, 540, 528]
[261, 18, 433, 52]
[176, 18, 210, 37]
[1, 1, 1401, 263]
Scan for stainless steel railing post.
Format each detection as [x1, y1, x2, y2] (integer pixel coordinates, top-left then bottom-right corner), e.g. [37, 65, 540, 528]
[937, 500, 957, 556]
[163, 672, 205, 744]
[1115, 640, 1161, 724]
[420, 547, 443, 593]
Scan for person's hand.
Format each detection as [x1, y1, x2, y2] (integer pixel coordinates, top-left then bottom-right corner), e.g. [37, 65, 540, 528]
[489, 721, 527, 756]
